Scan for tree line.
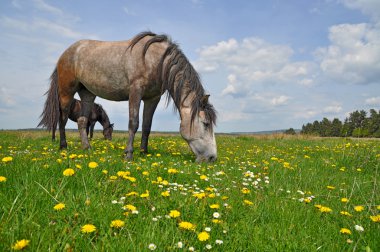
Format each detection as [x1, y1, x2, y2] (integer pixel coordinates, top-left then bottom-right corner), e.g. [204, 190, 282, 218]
[300, 109, 380, 138]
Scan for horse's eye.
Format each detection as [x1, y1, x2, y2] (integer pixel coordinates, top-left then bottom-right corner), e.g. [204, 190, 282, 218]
[203, 122, 210, 128]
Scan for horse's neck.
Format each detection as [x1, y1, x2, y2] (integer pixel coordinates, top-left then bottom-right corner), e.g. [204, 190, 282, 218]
[98, 109, 110, 128]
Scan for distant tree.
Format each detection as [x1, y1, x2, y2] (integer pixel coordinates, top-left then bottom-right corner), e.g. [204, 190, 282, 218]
[301, 123, 313, 135]
[284, 128, 296, 135]
[320, 118, 332, 137]
[331, 118, 342, 137]
[367, 109, 380, 137]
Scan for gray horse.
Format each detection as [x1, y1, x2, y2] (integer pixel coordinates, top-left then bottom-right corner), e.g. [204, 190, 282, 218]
[38, 32, 217, 162]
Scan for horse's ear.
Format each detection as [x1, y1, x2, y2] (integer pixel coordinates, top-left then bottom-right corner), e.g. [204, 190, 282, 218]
[201, 95, 210, 108]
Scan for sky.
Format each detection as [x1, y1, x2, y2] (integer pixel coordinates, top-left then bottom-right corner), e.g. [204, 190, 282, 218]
[0, 0, 380, 133]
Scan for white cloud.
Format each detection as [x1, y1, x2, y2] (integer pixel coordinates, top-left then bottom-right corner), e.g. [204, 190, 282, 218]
[365, 96, 380, 105]
[271, 95, 290, 106]
[323, 104, 343, 113]
[195, 37, 316, 98]
[339, 0, 380, 20]
[315, 22, 380, 85]
[33, 0, 64, 16]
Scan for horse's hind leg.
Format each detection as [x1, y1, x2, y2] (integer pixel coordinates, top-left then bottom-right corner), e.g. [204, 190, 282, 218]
[77, 88, 95, 149]
[140, 96, 160, 153]
[58, 95, 73, 149]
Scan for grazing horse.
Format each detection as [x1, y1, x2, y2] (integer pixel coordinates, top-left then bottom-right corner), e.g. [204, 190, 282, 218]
[51, 98, 114, 141]
[38, 31, 217, 162]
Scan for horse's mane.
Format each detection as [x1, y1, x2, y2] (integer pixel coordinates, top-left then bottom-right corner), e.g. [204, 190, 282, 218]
[128, 31, 217, 127]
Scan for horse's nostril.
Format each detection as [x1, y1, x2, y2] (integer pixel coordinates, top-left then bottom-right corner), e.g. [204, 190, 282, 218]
[208, 155, 217, 162]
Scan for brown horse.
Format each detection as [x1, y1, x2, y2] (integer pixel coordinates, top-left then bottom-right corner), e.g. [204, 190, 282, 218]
[38, 31, 217, 162]
[51, 98, 114, 141]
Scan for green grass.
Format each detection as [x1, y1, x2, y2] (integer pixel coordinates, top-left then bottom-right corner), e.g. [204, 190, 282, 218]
[0, 131, 379, 251]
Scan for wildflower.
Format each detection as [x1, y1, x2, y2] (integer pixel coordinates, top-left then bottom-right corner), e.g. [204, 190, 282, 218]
[53, 203, 65, 211]
[198, 231, 210, 241]
[205, 227, 211, 232]
[178, 221, 196, 231]
[12, 239, 30, 250]
[63, 168, 75, 176]
[0, 176, 6, 182]
[200, 175, 208, 180]
[216, 239, 223, 245]
[126, 191, 138, 197]
[340, 228, 351, 235]
[319, 206, 332, 213]
[110, 219, 125, 228]
[168, 168, 178, 174]
[205, 244, 212, 249]
[244, 199, 254, 205]
[102, 170, 108, 174]
[212, 219, 222, 224]
[189, 247, 195, 251]
[88, 161, 98, 169]
[2, 156, 13, 163]
[148, 243, 157, 250]
[354, 205, 364, 212]
[169, 210, 180, 218]
[213, 212, 220, 218]
[123, 204, 137, 212]
[370, 214, 380, 223]
[193, 192, 206, 199]
[210, 204, 220, 209]
[340, 211, 352, 217]
[81, 224, 96, 233]
[326, 185, 335, 190]
[161, 191, 170, 197]
[140, 190, 149, 198]
[354, 225, 364, 232]
[283, 162, 291, 168]
[341, 198, 349, 203]
[176, 242, 183, 248]
[241, 188, 250, 194]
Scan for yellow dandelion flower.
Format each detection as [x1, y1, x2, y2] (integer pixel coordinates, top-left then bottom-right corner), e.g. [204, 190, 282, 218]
[140, 190, 149, 198]
[109, 175, 118, 180]
[169, 210, 181, 218]
[63, 168, 75, 177]
[377, 205, 380, 210]
[168, 168, 179, 174]
[340, 211, 352, 217]
[319, 206, 332, 213]
[142, 171, 149, 176]
[210, 204, 220, 209]
[0, 176, 7, 182]
[341, 198, 349, 203]
[178, 221, 196, 231]
[241, 188, 250, 194]
[326, 185, 335, 190]
[102, 170, 108, 174]
[110, 219, 125, 228]
[12, 239, 30, 250]
[53, 203, 65, 211]
[124, 204, 137, 211]
[126, 191, 138, 197]
[2, 156, 13, 163]
[340, 228, 351, 235]
[161, 191, 170, 197]
[370, 214, 380, 223]
[354, 205, 364, 212]
[75, 164, 82, 169]
[198, 231, 210, 241]
[193, 192, 206, 199]
[212, 219, 222, 224]
[69, 154, 77, 159]
[88, 161, 98, 169]
[244, 200, 254, 205]
[200, 175, 208, 180]
[81, 224, 96, 233]
[283, 162, 291, 168]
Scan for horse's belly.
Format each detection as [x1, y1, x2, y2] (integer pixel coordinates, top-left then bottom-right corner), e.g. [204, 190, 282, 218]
[83, 81, 129, 101]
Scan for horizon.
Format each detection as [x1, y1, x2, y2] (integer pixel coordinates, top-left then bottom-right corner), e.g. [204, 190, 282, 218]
[1, 0, 379, 133]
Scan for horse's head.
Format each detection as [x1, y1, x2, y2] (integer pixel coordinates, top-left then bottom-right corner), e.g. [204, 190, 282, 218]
[103, 123, 114, 140]
[180, 95, 217, 162]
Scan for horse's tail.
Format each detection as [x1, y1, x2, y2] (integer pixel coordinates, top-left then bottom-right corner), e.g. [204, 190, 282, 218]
[38, 67, 60, 132]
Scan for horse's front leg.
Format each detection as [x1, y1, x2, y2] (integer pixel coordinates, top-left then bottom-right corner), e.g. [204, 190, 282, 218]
[140, 96, 160, 154]
[125, 93, 142, 160]
[78, 89, 95, 149]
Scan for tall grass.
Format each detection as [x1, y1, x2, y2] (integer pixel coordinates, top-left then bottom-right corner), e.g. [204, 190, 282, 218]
[0, 131, 379, 251]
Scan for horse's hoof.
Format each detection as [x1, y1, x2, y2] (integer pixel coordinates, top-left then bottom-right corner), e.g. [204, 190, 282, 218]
[125, 153, 133, 160]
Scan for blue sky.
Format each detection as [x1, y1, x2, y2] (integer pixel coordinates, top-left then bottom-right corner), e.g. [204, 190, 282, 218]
[1, 0, 379, 132]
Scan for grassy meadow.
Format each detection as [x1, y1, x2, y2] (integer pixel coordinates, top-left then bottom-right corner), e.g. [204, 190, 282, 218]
[0, 130, 379, 251]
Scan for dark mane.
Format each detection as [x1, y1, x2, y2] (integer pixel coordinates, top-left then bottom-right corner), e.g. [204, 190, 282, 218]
[128, 31, 217, 127]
